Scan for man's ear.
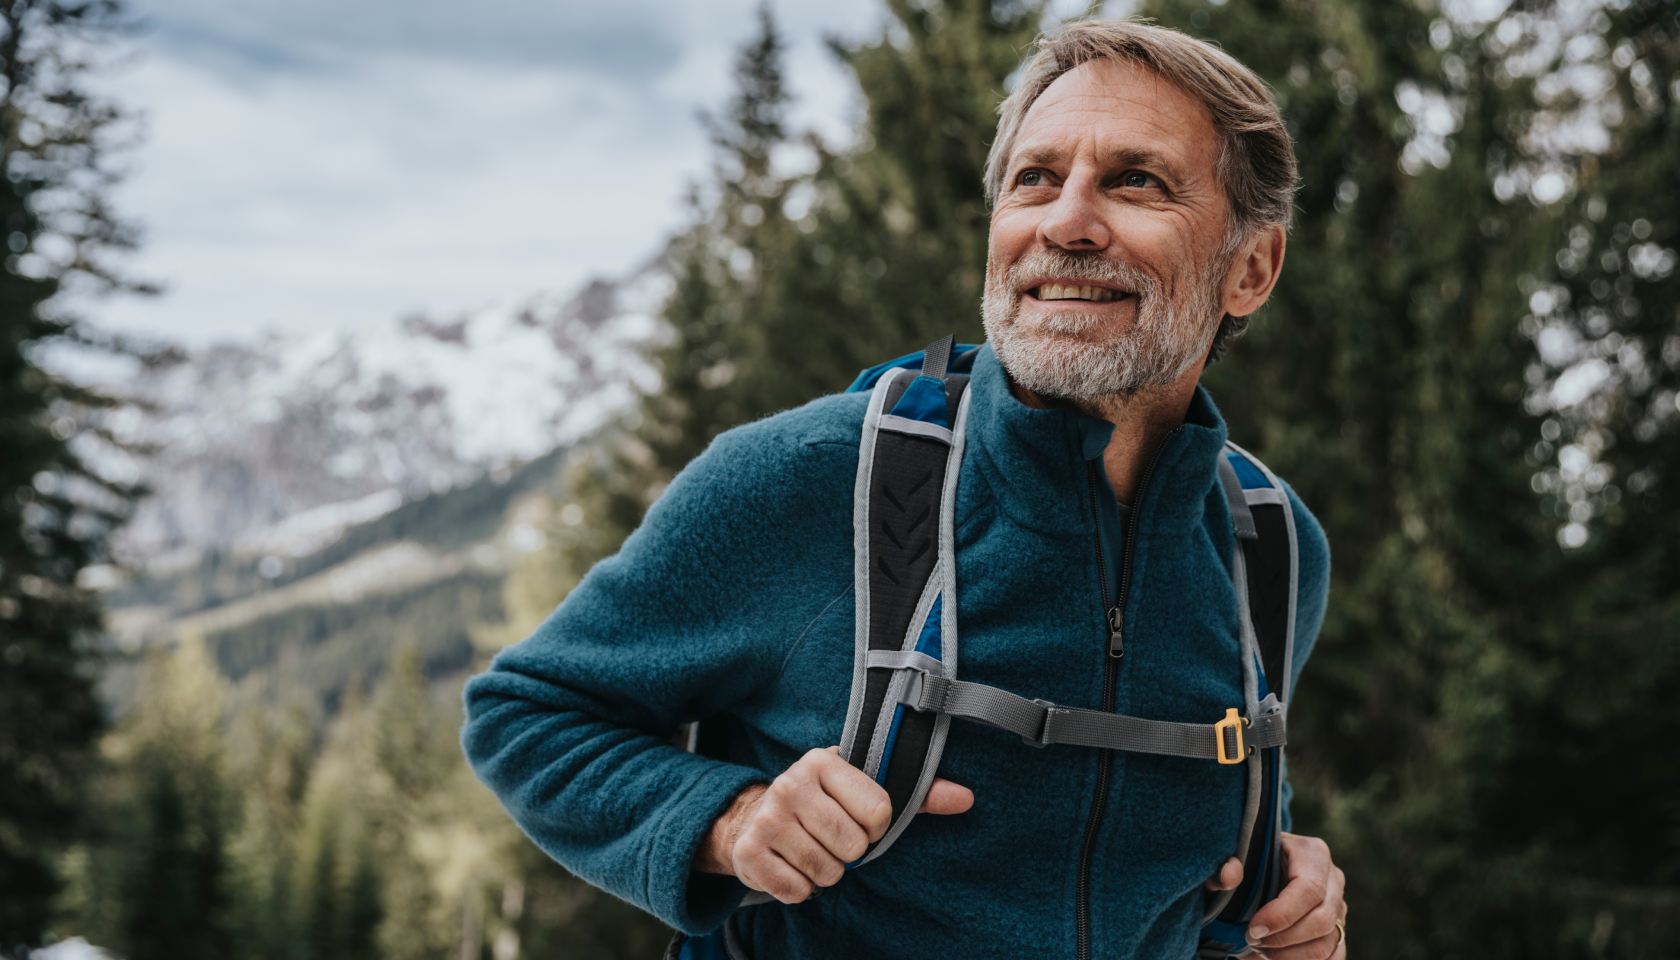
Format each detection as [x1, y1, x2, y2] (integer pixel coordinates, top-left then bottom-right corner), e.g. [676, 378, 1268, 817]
[1221, 224, 1286, 319]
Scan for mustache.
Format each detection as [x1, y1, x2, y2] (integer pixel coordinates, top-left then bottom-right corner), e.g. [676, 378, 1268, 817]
[995, 250, 1162, 299]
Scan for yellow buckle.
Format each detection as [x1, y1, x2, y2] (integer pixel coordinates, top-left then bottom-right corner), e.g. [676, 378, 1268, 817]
[1215, 708, 1246, 764]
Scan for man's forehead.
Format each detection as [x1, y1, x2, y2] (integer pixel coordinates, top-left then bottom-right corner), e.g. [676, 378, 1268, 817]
[1009, 59, 1218, 175]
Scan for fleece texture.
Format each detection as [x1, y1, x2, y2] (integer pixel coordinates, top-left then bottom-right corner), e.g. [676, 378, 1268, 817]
[462, 344, 1330, 960]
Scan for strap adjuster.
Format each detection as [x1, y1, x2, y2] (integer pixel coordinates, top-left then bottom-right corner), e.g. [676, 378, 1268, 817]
[896, 670, 925, 709]
[1022, 699, 1057, 748]
[1214, 708, 1246, 764]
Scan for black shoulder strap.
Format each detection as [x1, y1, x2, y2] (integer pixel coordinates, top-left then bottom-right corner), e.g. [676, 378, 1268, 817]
[837, 336, 971, 866]
[1202, 442, 1300, 956]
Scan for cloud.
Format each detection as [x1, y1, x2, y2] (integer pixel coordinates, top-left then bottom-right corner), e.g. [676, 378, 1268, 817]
[93, 0, 883, 343]
[100, 49, 698, 338]
[137, 0, 689, 81]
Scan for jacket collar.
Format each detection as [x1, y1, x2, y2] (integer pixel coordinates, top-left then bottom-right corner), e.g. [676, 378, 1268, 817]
[962, 343, 1230, 537]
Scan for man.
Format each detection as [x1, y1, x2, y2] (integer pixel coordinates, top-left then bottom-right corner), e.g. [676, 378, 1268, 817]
[464, 19, 1347, 960]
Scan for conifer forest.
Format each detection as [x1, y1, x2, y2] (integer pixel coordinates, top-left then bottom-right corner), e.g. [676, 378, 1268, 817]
[2, 0, 1678, 957]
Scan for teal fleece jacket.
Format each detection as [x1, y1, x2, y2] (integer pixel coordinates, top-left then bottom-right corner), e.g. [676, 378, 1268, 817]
[462, 344, 1329, 959]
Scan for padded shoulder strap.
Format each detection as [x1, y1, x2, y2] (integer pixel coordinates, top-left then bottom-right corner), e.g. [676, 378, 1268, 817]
[1201, 441, 1301, 956]
[838, 336, 971, 866]
[1218, 442, 1299, 703]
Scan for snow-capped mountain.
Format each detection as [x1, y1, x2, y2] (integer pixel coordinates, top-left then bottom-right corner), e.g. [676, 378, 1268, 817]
[111, 264, 669, 564]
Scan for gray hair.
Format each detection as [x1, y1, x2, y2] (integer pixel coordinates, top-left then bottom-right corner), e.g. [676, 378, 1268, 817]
[985, 20, 1298, 358]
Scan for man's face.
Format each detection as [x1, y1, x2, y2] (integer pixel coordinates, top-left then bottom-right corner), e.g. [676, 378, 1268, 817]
[983, 59, 1238, 400]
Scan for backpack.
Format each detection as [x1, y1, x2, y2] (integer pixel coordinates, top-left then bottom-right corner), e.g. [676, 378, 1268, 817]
[670, 338, 1298, 960]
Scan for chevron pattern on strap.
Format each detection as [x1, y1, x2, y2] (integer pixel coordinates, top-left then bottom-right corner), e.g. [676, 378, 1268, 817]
[909, 675, 1286, 758]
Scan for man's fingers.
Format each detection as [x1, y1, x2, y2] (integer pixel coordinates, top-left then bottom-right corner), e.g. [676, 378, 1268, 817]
[790, 790, 872, 864]
[1203, 857, 1243, 892]
[737, 845, 816, 904]
[730, 810, 820, 902]
[766, 819, 850, 890]
[732, 804, 843, 900]
[1253, 900, 1338, 952]
[918, 777, 974, 815]
[1247, 834, 1332, 945]
[808, 748, 893, 842]
[1247, 873, 1328, 945]
[1250, 834, 1346, 955]
[1249, 924, 1343, 960]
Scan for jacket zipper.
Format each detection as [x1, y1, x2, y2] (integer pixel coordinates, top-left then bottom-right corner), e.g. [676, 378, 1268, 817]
[1086, 463, 1126, 659]
[1074, 428, 1183, 960]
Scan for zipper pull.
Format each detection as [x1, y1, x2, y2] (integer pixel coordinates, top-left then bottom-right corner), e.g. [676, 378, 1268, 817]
[1106, 606, 1125, 658]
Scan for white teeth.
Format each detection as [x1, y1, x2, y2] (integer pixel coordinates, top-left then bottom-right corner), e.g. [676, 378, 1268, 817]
[1036, 283, 1116, 302]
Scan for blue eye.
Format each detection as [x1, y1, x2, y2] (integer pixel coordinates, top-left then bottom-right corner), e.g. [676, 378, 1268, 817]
[1122, 171, 1157, 189]
[1020, 171, 1044, 187]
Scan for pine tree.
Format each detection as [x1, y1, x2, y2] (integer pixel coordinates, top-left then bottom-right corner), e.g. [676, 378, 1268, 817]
[646, 0, 1048, 468]
[225, 701, 315, 960]
[0, 0, 146, 945]
[68, 636, 237, 960]
[1486, 0, 1680, 945]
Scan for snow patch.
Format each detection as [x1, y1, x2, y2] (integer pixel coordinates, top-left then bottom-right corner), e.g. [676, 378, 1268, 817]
[100, 263, 669, 560]
[234, 488, 404, 559]
[29, 939, 117, 960]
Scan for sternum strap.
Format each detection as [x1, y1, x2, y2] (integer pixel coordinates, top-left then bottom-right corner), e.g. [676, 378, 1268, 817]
[908, 674, 1286, 758]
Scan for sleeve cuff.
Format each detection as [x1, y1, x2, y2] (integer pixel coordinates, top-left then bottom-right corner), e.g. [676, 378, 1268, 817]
[647, 759, 771, 934]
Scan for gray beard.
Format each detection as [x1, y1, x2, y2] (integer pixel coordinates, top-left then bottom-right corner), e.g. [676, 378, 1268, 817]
[981, 248, 1226, 401]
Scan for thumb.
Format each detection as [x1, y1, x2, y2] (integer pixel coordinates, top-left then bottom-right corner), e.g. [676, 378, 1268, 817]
[917, 777, 974, 815]
[1204, 857, 1243, 892]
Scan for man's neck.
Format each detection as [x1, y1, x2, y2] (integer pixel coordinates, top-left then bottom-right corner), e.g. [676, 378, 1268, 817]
[1010, 374, 1202, 504]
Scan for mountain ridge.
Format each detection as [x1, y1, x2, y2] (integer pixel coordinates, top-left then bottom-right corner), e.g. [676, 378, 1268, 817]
[108, 262, 668, 565]
[95, 263, 669, 717]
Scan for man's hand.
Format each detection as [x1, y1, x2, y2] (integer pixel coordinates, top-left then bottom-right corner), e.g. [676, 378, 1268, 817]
[692, 746, 974, 903]
[1216, 833, 1344, 959]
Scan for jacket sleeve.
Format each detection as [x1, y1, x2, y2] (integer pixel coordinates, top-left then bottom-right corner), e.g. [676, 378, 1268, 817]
[1276, 481, 1330, 833]
[460, 415, 856, 934]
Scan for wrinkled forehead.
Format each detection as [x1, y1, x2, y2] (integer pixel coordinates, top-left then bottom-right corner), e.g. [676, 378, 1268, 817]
[1011, 59, 1221, 181]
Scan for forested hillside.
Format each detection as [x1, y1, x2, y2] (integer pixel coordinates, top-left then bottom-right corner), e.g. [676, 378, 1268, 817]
[99, 449, 566, 714]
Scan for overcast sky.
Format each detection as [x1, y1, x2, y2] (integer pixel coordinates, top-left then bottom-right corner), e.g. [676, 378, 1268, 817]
[90, 0, 901, 344]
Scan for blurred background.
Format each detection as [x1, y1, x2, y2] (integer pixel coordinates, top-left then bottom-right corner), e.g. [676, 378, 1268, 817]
[1, 0, 1677, 956]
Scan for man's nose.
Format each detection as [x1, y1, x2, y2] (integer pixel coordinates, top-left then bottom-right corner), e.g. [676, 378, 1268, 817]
[1037, 172, 1110, 251]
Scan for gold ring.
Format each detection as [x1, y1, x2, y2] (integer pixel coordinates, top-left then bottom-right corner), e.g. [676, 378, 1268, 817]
[1332, 918, 1347, 952]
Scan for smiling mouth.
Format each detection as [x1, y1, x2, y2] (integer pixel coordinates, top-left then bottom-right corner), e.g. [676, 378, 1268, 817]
[1028, 282, 1130, 303]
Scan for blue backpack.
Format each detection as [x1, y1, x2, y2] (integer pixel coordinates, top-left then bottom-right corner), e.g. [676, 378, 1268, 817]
[671, 338, 1298, 960]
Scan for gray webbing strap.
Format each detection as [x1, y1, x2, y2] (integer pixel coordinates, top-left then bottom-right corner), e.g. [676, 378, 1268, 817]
[920, 334, 954, 379]
[906, 674, 1286, 758]
[876, 414, 954, 444]
[866, 649, 946, 675]
[1216, 453, 1258, 541]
